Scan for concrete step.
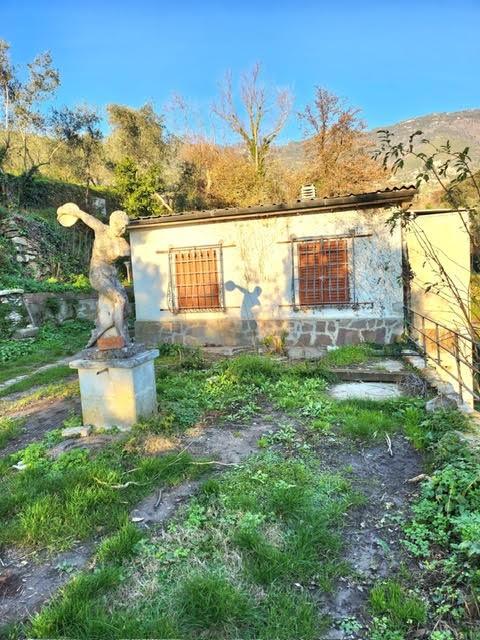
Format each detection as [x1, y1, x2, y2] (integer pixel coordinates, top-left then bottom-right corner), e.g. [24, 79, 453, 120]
[330, 368, 408, 383]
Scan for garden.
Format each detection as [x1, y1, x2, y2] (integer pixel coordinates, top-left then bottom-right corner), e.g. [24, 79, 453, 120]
[0, 339, 478, 639]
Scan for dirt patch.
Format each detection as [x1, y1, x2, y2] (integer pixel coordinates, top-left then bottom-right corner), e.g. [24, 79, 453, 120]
[131, 411, 279, 525]
[314, 431, 423, 639]
[0, 543, 93, 626]
[1, 396, 81, 457]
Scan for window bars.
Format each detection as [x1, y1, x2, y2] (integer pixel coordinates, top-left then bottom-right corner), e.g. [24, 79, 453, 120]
[293, 237, 353, 307]
[168, 245, 225, 312]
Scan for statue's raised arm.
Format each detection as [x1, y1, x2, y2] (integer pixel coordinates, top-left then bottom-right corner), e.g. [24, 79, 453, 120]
[57, 202, 106, 234]
[57, 202, 131, 350]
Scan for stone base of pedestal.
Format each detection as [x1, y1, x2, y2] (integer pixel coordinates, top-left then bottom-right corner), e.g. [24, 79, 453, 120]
[70, 348, 159, 430]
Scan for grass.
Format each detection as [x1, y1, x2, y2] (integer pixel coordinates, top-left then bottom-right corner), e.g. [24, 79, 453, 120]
[320, 344, 376, 368]
[27, 452, 355, 639]
[333, 399, 404, 440]
[0, 379, 79, 414]
[0, 440, 202, 551]
[370, 580, 427, 631]
[0, 364, 74, 398]
[5, 348, 474, 638]
[0, 319, 91, 385]
[0, 416, 24, 448]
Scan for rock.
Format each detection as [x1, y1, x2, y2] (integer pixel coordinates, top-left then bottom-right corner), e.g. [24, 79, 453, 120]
[61, 425, 92, 438]
[11, 236, 29, 246]
[13, 326, 39, 340]
[12, 461, 27, 471]
[0, 288, 24, 296]
[426, 394, 459, 412]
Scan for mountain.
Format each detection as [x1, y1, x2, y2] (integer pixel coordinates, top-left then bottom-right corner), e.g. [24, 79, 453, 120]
[276, 108, 480, 191]
[375, 109, 480, 187]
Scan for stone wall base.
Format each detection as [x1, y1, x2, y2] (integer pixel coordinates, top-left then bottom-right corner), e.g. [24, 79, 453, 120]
[135, 317, 404, 348]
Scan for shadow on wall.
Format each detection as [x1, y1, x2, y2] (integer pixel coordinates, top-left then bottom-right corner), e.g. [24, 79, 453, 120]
[225, 280, 262, 346]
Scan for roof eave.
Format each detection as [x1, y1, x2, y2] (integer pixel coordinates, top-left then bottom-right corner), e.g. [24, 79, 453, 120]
[127, 186, 417, 231]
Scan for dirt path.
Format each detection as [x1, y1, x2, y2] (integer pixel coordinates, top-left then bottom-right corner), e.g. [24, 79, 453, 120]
[315, 430, 423, 639]
[0, 410, 280, 626]
[1, 394, 81, 457]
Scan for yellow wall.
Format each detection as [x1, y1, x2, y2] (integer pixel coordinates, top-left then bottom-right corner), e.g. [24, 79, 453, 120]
[406, 210, 473, 407]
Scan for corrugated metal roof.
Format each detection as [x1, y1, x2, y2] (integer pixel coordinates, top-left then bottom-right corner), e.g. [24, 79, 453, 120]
[128, 185, 417, 230]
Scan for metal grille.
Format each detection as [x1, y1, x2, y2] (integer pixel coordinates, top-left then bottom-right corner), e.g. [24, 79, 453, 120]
[297, 238, 350, 305]
[171, 246, 223, 311]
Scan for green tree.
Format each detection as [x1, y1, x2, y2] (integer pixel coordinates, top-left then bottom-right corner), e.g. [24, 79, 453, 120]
[0, 39, 60, 205]
[113, 157, 167, 218]
[50, 105, 103, 204]
[106, 103, 168, 169]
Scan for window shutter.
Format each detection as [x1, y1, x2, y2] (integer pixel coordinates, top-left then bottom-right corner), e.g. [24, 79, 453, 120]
[298, 238, 349, 305]
[174, 247, 222, 310]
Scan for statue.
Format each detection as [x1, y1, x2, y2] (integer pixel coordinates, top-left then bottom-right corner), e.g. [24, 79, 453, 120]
[57, 203, 131, 349]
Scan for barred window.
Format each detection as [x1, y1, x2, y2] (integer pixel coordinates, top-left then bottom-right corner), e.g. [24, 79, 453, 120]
[297, 238, 350, 306]
[169, 246, 224, 311]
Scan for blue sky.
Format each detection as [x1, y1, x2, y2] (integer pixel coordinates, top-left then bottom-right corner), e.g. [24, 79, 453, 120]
[1, 0, 479, 142]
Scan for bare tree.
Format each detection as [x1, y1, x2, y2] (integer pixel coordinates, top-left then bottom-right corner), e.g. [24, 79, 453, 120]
[213, 63, 292, 176]
[298, 87, 383, 196]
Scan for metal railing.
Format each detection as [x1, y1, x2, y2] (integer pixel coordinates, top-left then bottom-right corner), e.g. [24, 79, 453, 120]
[404, 307, 479, 404]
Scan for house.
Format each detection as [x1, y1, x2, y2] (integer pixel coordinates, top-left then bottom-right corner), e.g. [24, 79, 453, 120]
[127, 186, 417, 349]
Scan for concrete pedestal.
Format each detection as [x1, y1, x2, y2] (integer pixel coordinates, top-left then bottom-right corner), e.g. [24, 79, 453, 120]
[70, 349, 159, 430]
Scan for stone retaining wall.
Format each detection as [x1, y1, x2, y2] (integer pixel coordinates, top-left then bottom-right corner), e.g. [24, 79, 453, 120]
[135, 317, 403, 348]
[23, 292, 98, 325]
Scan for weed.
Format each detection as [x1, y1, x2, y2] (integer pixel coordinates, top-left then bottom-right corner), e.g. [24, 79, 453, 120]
[262, 331, 288, 355]
[157, 343, 205, 370]
[29, 567, 124, 639]
[0, 319, 91, 384]
[29, 451, 355, 639]
[0, 443, 200, 551]
[177, 572, 251, 633]
[0, 379, 79, 414]
[96, 521, 144, 564]
[332, 399, 402, 440]
[216, 353, 282, 385]
[339, 616, 363, 635]
[0, 416, 24, 448]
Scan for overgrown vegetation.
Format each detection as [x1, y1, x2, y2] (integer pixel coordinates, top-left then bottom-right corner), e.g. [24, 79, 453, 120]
[0, 364, 74, 399]
[1, 347, 478, 639]
[401, 409, 480, 636]
[0, 416, 24, 449]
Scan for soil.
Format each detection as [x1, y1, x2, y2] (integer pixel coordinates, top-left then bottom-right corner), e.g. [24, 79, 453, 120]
[1, 394, 81, 457]
[314, 430, 423, 639]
